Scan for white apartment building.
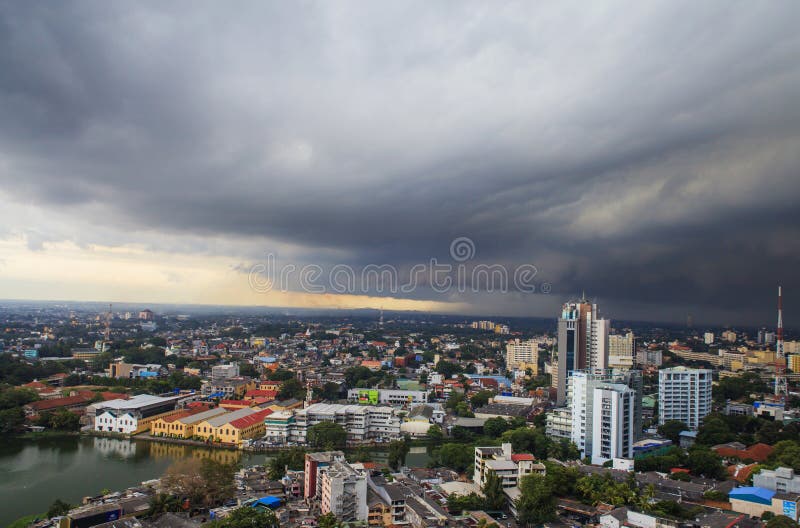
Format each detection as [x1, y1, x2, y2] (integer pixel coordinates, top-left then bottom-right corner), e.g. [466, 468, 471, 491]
[293, 403, 402, 444]
[264, 411, 295, 445]
[474, 443, 543, 490]
[566, 370, 643, 460]
[608, 333, 635, 369]
[591, 384, 635, 464]
[320, 461, 368, 522]
[506, 339, 539, 374]
[586, 309, 610, 371]
[704, 332, 715, 345]
[658, 367, 713, 430]
[346, 388, 429, 406]
[211, 363, 239, 383]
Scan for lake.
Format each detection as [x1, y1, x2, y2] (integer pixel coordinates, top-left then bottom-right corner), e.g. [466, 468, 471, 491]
[0, 437, 430, 526]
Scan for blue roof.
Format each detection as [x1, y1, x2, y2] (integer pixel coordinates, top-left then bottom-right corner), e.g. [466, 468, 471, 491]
[255, 356, 277, 363]
[729, 486, 775, 505]
[252, 496, 282, 509]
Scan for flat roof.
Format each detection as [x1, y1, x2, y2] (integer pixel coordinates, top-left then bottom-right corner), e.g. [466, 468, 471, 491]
[97, 394, 180, 410]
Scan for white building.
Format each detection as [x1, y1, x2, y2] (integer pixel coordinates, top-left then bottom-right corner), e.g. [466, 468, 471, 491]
[93, 394, 183, 434]
[320, 461, 368, 522]
[586, 308, 610, 372]
[704, 332, 715, 345]
[658, 367, 712, 430]
[474, 443, 543, 490]
[211, 363, 239, 383]
[591, 384, 635, 465]
[566, 370, 643, 461]
[506, 339, 539, 374]
[346, 388, 429, 406]
[608, 333, 635, 369]
[293, 403, 402, 444]
[264, 411, 295, 445]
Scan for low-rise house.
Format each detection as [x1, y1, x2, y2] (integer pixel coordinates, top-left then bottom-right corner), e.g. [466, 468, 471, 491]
[94, 394, 184, 434]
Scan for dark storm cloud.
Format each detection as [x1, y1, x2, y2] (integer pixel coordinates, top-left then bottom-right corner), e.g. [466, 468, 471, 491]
[1, 1, 800, 325]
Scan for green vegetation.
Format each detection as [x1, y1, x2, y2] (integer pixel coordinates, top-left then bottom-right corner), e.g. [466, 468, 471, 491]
[161, 458, 238, 510]
[387, 437, 410, 470]
[206, 506, 278, 528]
[47, 499, 72, 518]
[36, 408, 81, 431]
[307, 421, 347, 450]
[267, 447, 306, 480]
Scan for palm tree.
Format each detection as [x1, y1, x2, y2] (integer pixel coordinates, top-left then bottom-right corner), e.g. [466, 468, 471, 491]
[148, 493, 181, 516]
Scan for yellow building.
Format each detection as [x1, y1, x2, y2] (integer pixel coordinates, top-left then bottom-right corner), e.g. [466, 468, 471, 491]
[194, 407, 259, 444]
[150, 407, 227, 439]
[215, 409, 272, 446]
[259, 381, 282, 392]
[789, 354, 800, 373]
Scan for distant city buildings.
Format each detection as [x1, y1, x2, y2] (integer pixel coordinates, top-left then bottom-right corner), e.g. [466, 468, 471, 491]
[608, 332, 635, 369]
[658, 367, 713, 430]
[505, 338, 539, 374]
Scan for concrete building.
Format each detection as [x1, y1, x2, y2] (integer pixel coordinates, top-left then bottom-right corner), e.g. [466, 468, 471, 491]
[305, 451, 346, 498]
[474, 443, 544, 491]
[754, 467, 800, 494]
[591, 384, 635, 465]
[93, 394, 183, 434]
[211, 363, 239, 383]
[556, 299, 610, 405]
[636, 348, 662, 367]
[567, 369, 643, 461]
[264, 411, 295, 445]
[658, 367, 712, 430]
[346, 388, 429, 406]
[704, 332, 715, 345]
[294, 403, 402, 444]
[320, 461, 368, 522]
[506, 339, 539, 374]
[608, 333, 635, 369]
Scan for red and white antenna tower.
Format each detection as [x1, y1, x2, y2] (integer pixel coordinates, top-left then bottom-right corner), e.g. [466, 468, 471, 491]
[775, 286, 788, 398]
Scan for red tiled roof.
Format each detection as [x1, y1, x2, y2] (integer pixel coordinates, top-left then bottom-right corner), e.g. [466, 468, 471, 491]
[244, 389, 278, 399]
[26, 393, 92, 412]
[23, 381, 50, 391]
[98, 392, 128, 401]
[229, 408, 273, 429]
[713, 443, 774, 463]
[511, 454, 535, 462]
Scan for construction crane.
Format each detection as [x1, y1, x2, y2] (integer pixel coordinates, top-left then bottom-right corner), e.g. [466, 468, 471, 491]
[775, 286, 788, 399]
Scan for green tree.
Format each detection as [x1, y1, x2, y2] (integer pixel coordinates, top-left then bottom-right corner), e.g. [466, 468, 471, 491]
[207, 506, 278, 528]
[279, 378, 305, 400]
[161, 458, 237, 509]
[686, 447, 726, 479]
[470, 390, 494, 409]
[446, 492, 485, 514]
[482, 470, 506, 511]
[516, 474, 556, 527]
[308, 421, 347, 449]
[770, 441, 800, 471]
[388, 437, 410, 470]
[483, 417, 512, 438]
[267, 447, 306, 480]
[657, 420, 688, 445]
[148, 493, 182, 516]
[47, 499, 72, 518]
[767, 516, 799, 528]
[426, 424, 443, 444]
[431, 443, 473, 474]
[318, 512, 341, 528]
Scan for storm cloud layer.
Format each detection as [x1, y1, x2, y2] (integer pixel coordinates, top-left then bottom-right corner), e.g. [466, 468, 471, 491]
[1, 1, 799, 325]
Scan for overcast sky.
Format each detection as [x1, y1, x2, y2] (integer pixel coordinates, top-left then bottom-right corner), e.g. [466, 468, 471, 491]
[1, 1, 799, 326]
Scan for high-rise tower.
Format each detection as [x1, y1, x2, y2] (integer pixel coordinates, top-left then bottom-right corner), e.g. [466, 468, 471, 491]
[775, 286, 788, 398]
[556, 296, 609, 405]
